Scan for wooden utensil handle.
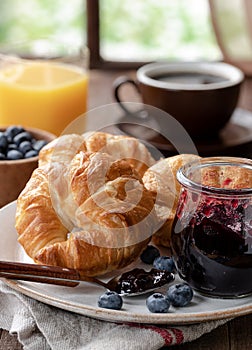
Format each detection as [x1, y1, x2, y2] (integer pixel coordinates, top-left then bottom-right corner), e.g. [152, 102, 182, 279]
[0, 261, 80, 287]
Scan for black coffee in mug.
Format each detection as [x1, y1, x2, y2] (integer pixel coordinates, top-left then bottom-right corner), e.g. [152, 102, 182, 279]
[150, 72, 230, 85]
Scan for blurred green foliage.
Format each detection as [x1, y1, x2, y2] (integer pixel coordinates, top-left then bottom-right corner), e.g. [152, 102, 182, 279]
[0, 0, 220, 61]
[100, 0, 220, 61]
[0, 0, 85, 47]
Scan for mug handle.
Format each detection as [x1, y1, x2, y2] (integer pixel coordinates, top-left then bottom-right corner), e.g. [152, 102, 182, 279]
[113, 76, 141, 114]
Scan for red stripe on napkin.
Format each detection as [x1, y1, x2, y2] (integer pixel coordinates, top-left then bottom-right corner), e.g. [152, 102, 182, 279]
[144, 325, 174, 345]
[125, 323, 184, 346]
[170, 328, 184, 344]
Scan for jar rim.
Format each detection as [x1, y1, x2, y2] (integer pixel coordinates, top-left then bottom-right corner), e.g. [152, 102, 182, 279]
[177, 156, 252, 197]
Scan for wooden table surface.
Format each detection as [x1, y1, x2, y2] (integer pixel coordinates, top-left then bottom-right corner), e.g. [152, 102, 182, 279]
[1, 69, 252, 349]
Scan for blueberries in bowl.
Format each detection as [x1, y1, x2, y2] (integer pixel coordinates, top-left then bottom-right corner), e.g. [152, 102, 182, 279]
[146, 293, 170, 313]
[7, 149, 23, 160]
[98, 291, 123, 310]
[5, 125, 24, 139]
[153, 256, 176, 273]
[167, 283, 193, 307]
[0, 125, 48, 160]
[140, 245, 160, 264]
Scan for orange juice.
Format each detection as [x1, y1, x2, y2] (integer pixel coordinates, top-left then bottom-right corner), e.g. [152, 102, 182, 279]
[0, 60, 88, 135]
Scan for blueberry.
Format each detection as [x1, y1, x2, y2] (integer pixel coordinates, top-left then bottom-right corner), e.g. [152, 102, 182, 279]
[140, 245, 160, 264]
[0, 147, 5, 155]
[0, 152, 6, 160]
[153, 256, 176, 273]
[33, 139, 48, 152]
[13, 131, 33, 146]
[5, 126, 25, 139]
[146, 293, 170, 313]
[24, 150, 38, 158]
[5, 135, 12, 143]
[98, 291, 123, 310]
[7, 143, 18, 151]
[19, 140, 33, 154]
[7, 149, 23, 160]
[0, 133, 8, 149]
[167, 283, 193, 307]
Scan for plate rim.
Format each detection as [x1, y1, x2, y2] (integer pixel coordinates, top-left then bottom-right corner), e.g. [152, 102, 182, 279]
[3, 278, 252, 325]
[1, 201, 252, 325]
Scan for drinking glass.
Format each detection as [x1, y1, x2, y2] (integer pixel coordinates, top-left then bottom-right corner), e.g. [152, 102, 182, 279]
[0, 38, 89, 135]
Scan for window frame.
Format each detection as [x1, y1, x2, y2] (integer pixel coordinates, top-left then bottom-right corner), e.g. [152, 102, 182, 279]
[86, 0, 147, 69]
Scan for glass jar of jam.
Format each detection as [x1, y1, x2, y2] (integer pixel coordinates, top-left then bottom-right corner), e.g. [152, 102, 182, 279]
[171, 157, 252, 298]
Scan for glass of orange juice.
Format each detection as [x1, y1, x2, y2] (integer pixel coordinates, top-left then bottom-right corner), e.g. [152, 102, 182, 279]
[0, 39, 89, 135]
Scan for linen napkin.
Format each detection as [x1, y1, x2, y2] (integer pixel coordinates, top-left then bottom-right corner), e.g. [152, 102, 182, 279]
[0, 281, 231, 350]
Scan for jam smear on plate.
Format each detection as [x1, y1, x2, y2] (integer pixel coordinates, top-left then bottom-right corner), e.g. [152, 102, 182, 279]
[115, 268, 174, 295]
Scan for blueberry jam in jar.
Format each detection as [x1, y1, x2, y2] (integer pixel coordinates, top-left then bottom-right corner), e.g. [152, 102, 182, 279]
[171, 157, 252, 298]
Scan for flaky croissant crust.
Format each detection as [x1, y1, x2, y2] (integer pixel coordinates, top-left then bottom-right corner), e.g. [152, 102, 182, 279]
[15, 132, 157, 276]
[39, 131, 155, 176]
[143, 154, 200, 247]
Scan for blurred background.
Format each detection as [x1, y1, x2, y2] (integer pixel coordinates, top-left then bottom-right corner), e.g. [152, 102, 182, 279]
[1, 0, 252, 74]
[0, 0, 221, 63]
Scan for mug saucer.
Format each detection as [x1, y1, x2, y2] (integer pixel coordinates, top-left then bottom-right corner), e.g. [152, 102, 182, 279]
[114, 108, 252, 158]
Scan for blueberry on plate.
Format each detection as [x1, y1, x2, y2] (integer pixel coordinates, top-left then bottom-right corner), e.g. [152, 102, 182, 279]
[146, 293, 170, 313]
[98, 291, 123, 310]
[153, 256, 176, 273]
[140, 245, 160, 264]
[167, 283, 193, 307]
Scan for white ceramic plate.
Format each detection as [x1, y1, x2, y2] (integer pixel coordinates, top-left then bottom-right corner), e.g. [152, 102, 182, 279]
[1, 201, 252, 325]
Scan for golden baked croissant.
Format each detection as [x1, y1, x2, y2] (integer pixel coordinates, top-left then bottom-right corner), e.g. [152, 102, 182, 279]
[15, 132, 157, 276]
[83, 131, 156, 176]
[38, 131, 156, 231]
[143, 154, 200, 247]
[39, 131, 155, 176]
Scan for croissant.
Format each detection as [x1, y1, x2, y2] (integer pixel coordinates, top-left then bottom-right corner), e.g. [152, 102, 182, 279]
[39, 131, 155, 176]
[143, 154, 200, 247]
[15, 132, 157, 276]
